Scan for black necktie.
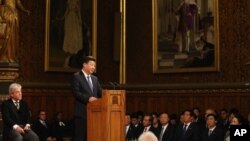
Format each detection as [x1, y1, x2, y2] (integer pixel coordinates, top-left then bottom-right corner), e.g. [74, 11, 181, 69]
[183, 124, 187, 135]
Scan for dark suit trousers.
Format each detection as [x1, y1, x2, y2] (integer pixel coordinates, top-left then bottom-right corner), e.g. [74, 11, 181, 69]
[75, 117, 87, 141]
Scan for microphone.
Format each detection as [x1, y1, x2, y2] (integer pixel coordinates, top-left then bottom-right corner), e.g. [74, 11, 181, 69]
[109, 82, 116, 90]
[113, 82, 121, 90]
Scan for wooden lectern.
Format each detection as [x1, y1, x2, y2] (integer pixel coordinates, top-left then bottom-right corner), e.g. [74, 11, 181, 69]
[87, 90, 125, 141]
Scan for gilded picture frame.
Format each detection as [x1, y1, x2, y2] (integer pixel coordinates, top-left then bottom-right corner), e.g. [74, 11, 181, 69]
[45, 0, 97, 72]
[153, 0, 219, 73]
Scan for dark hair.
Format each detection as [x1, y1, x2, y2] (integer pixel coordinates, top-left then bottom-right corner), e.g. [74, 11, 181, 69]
[233, 113, 243, 124]
[131, 112, 139, 119]
[137, 110, 144, 117]
[183, 109, 195, 117]
[82, 56, 96, 64]
[37, 110, 46, 119]
[206, 113, 218, 121]
[38, 110, 46, 115]
[151, 112, 159, 118]
[229, 108, 239, 115]
[169, 114, 177, 120]
[220, 108, 228, 113]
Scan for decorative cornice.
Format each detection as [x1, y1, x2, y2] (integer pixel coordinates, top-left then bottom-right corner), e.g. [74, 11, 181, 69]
[0, 66, 19, 82]
[16, 82, 250, 94]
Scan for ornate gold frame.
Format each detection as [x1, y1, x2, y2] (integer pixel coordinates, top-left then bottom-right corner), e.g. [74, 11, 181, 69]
[45, 0, 97, 72]
[153, 0, 219, 73]
[120, 0, 126, 84]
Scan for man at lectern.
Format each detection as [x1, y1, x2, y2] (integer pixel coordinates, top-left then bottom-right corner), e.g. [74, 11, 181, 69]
[71, 56, 102, 141]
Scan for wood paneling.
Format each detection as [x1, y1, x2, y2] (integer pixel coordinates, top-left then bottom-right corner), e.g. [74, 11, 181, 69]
[2, 83, 250, 122]
[125, 85, 250, 117]
[22, 89, 74, 122]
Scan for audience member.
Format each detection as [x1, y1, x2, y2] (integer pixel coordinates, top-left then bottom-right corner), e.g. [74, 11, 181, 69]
[169, 114, 178, 126]
[151, 112, 161, 132]
[125, 113, 136, 140]
[158, 112, 175, 141]
[1, 83, 39, 141]
[193, 107, 205, 124]
[137, 111, 145, 124]
[224, 113, 243, 141]
[141, 114, 159, 137]
[218, 108, 229, 130]
[201, 114, 224, 141]
[52, 112, 71, 141]
[178, 112, 184, 125]
[32, 110, 56, 141]
[131, 112, 144, 139]
[202, 108, 216, 129]
[175, 109, 200, 141]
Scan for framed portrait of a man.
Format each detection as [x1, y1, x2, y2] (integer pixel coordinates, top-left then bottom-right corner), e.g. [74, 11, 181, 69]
[153, 0, 219, 73]
[45, 0, 97, 72]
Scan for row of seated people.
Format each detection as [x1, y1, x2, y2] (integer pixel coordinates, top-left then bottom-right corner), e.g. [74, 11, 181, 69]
[31, 110, 73, 141]
[125, 108, 250, 141]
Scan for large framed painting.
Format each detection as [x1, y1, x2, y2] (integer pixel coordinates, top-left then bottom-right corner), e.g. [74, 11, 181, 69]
[153, 0, 219, 73]
[45, 0, 97, 72]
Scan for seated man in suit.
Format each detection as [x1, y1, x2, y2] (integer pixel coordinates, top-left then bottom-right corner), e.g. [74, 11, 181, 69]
[218, 108, 230, 130]
[140, 114, 159, 137]
[125, 113, 136, 140]
[201, 114, 224, 141]
[52, 112, 71, 141]
[32, 110, 56, 141]
[175, 109, 200, 141]
[158, 112, 175, 141]
[1, 83, 39, 141]
[131, 112, 144, 139]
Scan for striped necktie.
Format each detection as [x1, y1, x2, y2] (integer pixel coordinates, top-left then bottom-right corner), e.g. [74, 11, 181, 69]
[15, 101, 20, 110]
[87, 75, 93, 92]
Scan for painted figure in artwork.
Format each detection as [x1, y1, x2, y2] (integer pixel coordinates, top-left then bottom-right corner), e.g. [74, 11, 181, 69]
[0, 0, 30, 63]
[175, 0, 197, 53]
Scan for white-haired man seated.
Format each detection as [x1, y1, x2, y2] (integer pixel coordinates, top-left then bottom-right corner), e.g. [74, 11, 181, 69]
[1, 83, 39, 141]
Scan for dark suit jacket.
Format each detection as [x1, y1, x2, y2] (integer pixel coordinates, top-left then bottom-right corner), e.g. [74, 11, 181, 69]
[32, 120, 54, 141]
[52, 120, 70, 141]
[159, 124, 175, 141]
[126, 125, 136, 140]
[71, 71, 102, 118]
[138, 126, 159, 138]
[1, 99, 31, 140]
[175, 122, 200, 141]
[201, 126, 225, 141]
[132, 123, 144, 139]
